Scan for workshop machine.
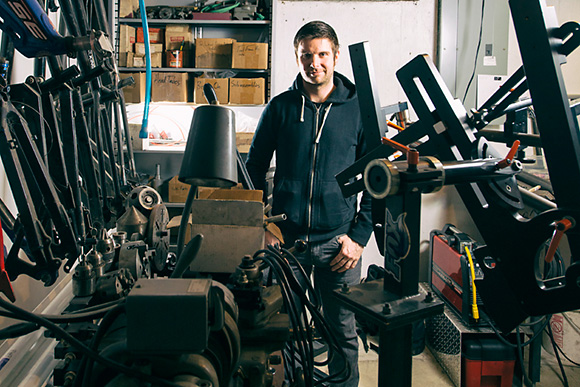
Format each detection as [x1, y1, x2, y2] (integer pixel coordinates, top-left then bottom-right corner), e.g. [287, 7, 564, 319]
[0, 0, 579, 386]
[333, 0, 580, 386]
[0, 1, 303, 386]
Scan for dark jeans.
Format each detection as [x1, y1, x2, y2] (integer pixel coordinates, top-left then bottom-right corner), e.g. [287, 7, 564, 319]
[290, 235, 360, 387]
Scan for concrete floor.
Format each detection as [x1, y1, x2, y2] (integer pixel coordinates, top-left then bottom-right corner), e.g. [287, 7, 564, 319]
[357, 339, 580, 386]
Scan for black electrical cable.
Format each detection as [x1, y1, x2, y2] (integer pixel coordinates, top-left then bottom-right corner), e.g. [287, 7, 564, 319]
[547, 322, 570, 387]
[80, 302, 127, 387]
[516, 326, 534, 387]
[265, 247, 338, 378]
[0, 322, 40, 340]
[263, 246, 351, 384]
[0, 301, 121, 323]
[257, 250, 313, 384]
[483, 314, 550, 349]
[462, 0, 486, 105]
[258, 248, 320, 384]
[280, 245, 322, 308]
[0, 297, 181, 387]
[259, 247, 351, 385]
[552, 329, 580, 367]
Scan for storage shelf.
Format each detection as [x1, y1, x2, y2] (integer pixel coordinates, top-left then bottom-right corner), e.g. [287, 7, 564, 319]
[119, 67, 268, 73]
[119, 18, 270, 26]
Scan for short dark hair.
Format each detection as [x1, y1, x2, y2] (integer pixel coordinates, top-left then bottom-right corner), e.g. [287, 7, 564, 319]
[293, 21, 340, 55]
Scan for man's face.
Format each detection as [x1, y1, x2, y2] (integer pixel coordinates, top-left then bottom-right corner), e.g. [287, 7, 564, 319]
[296, 37, 338, 88]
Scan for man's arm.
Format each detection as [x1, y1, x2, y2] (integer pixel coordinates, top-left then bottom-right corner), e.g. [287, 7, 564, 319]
[332, 118, 375, 271]
[345, 117, 374, 248]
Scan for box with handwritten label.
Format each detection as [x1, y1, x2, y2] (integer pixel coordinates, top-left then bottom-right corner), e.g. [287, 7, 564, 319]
[232, 42, 268, 69]
[194, 78, 229, 104]
[229, 78, 265, 105]
[195, 38, 235, 68]
[151, 73, 189, 102]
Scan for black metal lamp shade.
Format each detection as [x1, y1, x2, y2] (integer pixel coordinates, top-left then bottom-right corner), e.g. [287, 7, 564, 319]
[179, 105, 238, 187]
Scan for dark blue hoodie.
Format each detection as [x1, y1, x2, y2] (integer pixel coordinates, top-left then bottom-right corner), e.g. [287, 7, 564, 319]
[246, 72, 373, 246]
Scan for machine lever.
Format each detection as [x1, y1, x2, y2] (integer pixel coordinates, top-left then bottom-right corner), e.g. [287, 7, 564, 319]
[545, 217, 575, 263]
[381, 137, 419, 170]
[387, 121, 405, 132]
[495, 140, 520, 170]
[381, 136, 411, 154]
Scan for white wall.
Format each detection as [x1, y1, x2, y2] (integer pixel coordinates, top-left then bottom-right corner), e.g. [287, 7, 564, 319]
[271, 0, 437, 106]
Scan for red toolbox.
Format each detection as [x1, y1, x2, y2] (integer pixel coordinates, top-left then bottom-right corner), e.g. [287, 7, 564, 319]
[462, 338, 516, 387]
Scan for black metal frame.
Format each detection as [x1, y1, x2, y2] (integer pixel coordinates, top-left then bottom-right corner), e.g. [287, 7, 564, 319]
[0, 0, 139, 284]
[335, 0, 580, 385]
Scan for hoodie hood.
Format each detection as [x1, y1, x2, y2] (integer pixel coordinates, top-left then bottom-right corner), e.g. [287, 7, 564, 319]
[290, 72, 357, 104]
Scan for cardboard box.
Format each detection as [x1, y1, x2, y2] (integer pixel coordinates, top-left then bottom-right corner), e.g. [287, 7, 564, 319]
[119, 51, 133, 67]
[168, 175, 192, 203]
[232, 42, 268, 69]
[137, 27, 164, 44]
[195, 38, 235, 69]
[135, 43, 164, 56]
[151, 72, 189, 102]
[119, 0, 139, 18]
[165, 25, 192, 51]
[194, 78, 229, 104]
[120, 72, 146, 103]
[167, 194, 265, 273]
[128, 123, 144, 150]
[196, 186, 262, 201]
[119, 24, 136, 53]
[132, 53, 162, 68]
[229, 78, 265, 105]
[236, 132, 254, 153]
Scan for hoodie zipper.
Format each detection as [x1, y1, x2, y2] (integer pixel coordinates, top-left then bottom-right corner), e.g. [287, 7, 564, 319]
[306, 103, 332, 241]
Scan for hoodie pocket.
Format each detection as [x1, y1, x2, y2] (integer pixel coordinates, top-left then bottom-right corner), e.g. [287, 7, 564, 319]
[272, 177, 307, 227]
[314, 180, 355, 230]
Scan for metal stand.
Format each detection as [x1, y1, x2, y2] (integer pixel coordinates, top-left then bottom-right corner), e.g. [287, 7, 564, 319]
[334, 191, 443, 386]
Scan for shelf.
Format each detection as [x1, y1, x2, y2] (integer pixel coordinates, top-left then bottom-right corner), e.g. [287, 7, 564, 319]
[119, 18, 270, 26]
[119, 67, 269, 73]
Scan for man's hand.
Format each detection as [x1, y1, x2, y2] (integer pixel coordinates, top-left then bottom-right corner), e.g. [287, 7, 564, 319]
[265, 229, 281, 248]
[330, 235, 364, 272]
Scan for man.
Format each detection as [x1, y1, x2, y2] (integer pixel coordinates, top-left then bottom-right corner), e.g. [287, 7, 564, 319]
[246, 21, 373, 386]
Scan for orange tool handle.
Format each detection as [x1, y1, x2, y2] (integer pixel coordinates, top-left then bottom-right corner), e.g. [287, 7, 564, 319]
[387, 121, 405, 132]
[496, 140, 521, 169]
[382, 136, 411, 154]
[545, 218, 575, 263]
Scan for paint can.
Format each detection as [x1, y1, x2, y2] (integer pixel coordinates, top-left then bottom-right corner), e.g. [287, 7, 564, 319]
[167, 50, 183, 68]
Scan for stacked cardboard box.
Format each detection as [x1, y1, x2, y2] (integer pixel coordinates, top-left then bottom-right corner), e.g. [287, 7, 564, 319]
[118, 24, 135, 67]
[118, 25, 165, 68]
[152, 73, 189, 103]
[229, 78, 265, 105]
[195, 38, 235, 69]
[166, 25, 192, 67]
[232, 42, 268, 69]
[130, 27, 164, 68]
[132, 42, 164, 68]
[119, 73, 146, 104]
[119, 0, 139, 18]
[194, 78, 229, 104]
